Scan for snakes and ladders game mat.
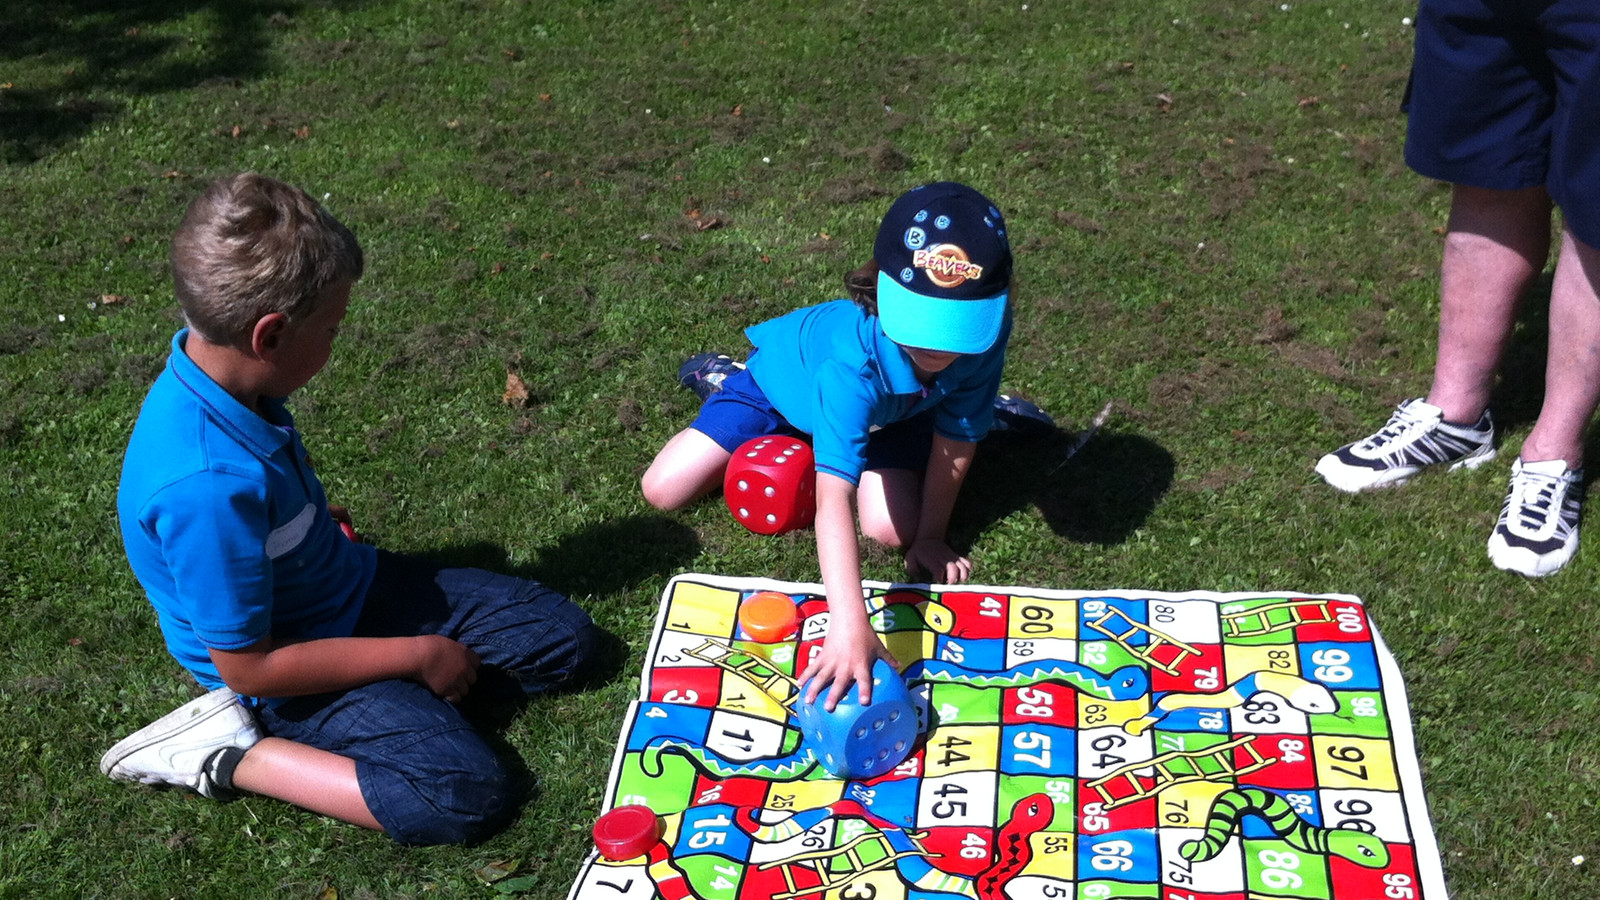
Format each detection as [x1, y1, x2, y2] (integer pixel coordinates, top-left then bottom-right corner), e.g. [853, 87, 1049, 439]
[567, 575, 1448, 900]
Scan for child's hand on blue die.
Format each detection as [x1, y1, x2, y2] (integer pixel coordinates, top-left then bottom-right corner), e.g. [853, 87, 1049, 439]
[800, 622, 898, 711]
[905, 538, 973, 584]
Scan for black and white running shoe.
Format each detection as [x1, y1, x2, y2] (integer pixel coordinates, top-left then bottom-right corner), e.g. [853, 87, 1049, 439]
[1487, 457, 1584, 577]
[1315, 398, 1495, 493]
[677, 353, 745, 403]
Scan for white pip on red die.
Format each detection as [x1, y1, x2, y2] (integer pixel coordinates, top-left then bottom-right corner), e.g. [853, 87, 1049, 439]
[724, 436, 817, 535]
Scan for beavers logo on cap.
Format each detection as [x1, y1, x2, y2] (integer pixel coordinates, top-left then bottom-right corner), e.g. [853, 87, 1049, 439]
[913, 243, 984, 289]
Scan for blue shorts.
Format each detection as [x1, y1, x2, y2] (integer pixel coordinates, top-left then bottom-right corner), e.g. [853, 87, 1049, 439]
[1404, 0, 1600, 246]
[690, 368, 934, 475]
[255, 551, 598, 845]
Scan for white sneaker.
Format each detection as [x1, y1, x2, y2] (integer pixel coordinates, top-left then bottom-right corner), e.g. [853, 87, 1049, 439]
[1487, 457, 1584, 577]
[100, 688, 263, 799]
[1315, 398, 1495, 493]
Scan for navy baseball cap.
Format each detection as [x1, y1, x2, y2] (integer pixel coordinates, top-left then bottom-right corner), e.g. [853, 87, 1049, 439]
[873, 182, 1012, 355]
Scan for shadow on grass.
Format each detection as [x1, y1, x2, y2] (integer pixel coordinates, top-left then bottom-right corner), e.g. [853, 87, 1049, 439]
[954, 427, 1175, 549]
[0, 0, 367, 163]
[1488, 270, 1554, 436]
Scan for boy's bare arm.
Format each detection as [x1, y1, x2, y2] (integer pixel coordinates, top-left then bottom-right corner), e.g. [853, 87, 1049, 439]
[904, 434, 976, 582]
[800, 473, 897, 709]
[211, 633, 480, 703]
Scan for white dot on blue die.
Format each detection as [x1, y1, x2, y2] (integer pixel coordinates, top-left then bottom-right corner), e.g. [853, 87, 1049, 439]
[899, 267, 914, 283]
[903, 226, 926, 250]
[934, 215, 951, 230]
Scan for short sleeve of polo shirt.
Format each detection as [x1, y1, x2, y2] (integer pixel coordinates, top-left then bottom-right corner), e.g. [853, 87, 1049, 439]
[143, 468, 277, 651]
[809, 357, 880, 485]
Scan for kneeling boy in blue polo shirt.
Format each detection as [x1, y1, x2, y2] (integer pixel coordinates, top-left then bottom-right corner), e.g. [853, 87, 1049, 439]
[642, 182, 1051, 712]
[103, 173, 600, 845]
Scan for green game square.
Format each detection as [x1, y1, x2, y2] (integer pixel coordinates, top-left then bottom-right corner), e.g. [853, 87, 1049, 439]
[728, 641, 799, 677]
[676, 854, 744, 900]
[871, 601, 925, 633]
[930, 682, 1001, 724]
[998, 775, 1075, 832]
[1309, 691, 1391, 739]
[1241, 839, 1331, 899]
[613, 751, 696, 815]
[1078, 879, 1160, 899]
[1081, 639, 1141, 673]
[1216, 597, 1300, 647]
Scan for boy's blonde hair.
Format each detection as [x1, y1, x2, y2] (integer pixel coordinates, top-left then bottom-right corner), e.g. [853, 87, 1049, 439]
[170, 173, 363, 344]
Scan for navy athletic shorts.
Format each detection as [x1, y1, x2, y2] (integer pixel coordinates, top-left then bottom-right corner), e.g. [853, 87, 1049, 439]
[690, 368, 934, 476]
[1404, 0, 1600, 246]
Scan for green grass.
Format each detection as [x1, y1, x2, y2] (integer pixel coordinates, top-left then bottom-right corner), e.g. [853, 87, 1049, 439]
[3, 0, 1597, 896]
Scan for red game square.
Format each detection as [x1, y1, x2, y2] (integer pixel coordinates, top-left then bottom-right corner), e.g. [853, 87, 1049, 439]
[1153, 643, 1227, 694]
[648, 665, 722, 707]
[1234, 734, 1318, 790]
[1297, 598, 1373, 643]
[1002, 681, 1077, 726]
[1079, 789, 1156, 834]
[741, 860, 823, 900]
[1330, 842, 1417, 900]
[934, 591, 1010, 639]
[920, 825, 998, 878]
[691, 775, 771, 810]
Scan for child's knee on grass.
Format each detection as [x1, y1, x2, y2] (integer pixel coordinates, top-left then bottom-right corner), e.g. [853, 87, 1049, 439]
[641, 428, 731, 510]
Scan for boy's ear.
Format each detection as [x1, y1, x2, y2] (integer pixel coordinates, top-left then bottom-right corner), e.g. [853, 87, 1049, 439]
[250, 312, 291, 360]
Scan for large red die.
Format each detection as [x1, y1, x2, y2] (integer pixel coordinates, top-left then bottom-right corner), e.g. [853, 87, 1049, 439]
[724, 436, 816, 534]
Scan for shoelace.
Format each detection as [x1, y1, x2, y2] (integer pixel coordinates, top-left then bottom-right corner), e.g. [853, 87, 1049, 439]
[1509, 471, 1564, 533]
[1358, 405, 1431, 451]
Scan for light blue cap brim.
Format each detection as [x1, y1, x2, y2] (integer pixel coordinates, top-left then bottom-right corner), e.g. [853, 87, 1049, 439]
[876, 270, 1008, 355]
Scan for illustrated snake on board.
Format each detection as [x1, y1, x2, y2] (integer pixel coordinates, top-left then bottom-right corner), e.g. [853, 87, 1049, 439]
[1180, 787, 1390, 868]
[1123, 670, 1337, 735]
[732, 793, 1059, 900]
[903, 658, 1149, 701]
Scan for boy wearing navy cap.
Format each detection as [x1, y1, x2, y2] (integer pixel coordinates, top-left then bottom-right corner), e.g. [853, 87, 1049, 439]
[643, 182, 1050, 707]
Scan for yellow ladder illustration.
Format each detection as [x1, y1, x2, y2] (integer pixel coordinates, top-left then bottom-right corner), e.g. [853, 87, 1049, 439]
[1220, 599, 1333, 638]
[1087, 735, 1274, 808]
[687, 639, 802, 712]
[1085, 609, 1202, 675]
[758, 830, 932, 900]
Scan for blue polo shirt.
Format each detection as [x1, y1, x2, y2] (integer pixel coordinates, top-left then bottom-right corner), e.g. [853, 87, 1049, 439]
[743, 300, 1010, 483]
[117, 329, 376, 694]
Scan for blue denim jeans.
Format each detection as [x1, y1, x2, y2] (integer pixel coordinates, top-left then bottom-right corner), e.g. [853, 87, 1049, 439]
[256, 551, 597, 845]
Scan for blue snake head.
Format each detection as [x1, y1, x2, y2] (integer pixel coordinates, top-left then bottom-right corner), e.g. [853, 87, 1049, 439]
[1108, 665, 1149, 700]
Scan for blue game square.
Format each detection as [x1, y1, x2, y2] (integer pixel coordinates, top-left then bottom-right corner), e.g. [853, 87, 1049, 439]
[1078, 596, 1148, 645]
[1000, 724, 1077, 777]
[1077, 827, 1159, 882]
[673, 802, 753, 860]
[1299, 640, 1381, 691]
[625, 703, 715, 751]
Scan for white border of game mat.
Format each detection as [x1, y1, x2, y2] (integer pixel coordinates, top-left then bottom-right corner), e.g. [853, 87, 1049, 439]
[569, 576, 1450, 900]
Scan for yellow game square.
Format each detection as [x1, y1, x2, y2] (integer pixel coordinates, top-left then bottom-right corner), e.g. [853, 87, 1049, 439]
[1007, 595, 1077, 641]
[1156, 780, 1232, 829]
[1223, 643, 1300, 678]
[924, 725, 1000, 777]
[664, 581, 740, 637]
[1312, 735, 1398, 791]
[882, 628, 934, 666]
[765, 778, 846, 813]
[717, 671, 791, 723]
[1020, 831, 1076, 878]
[1076, 695, 1149, 729]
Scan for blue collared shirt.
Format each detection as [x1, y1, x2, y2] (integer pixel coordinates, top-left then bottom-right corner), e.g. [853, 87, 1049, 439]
[744, 300, 1009, 483]
[117, 329, 376, 693]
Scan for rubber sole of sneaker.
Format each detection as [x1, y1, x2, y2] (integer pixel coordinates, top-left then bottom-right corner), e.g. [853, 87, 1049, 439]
[1487, 533, 1577, 578]
[1314, 444, 1496, 494]
[99, 690, 253, 781]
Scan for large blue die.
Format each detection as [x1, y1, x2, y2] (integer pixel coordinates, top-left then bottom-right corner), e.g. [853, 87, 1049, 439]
[796, 658, 919, 779]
